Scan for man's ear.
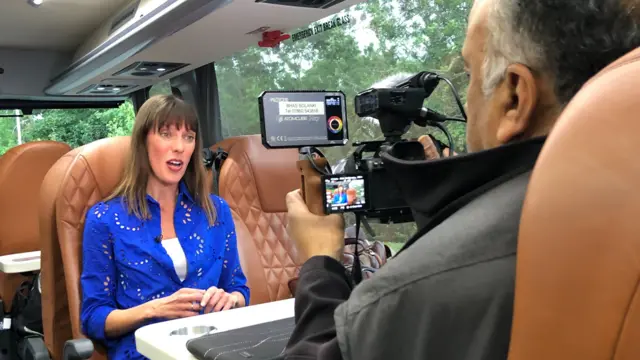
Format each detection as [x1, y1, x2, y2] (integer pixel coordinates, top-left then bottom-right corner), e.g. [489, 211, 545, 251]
[495, 64, 538, 144]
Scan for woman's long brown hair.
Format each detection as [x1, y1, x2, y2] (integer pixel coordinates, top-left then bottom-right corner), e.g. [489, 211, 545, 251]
[105, 94, 216, 225]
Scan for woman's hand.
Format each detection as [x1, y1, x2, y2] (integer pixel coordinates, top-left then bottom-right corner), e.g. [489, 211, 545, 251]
[147, 288, 205, 319]
[200, 286, 239, 313]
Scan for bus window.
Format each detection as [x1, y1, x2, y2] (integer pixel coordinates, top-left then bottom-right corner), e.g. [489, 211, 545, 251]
[0, 110, 20, 155]
[216, 0, 471, 251]
[0, 101, 135, 155]
[149, 80, 172, 97]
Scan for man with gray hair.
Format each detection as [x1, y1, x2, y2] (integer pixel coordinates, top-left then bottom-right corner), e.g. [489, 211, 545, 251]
[284, 1, 640, 359]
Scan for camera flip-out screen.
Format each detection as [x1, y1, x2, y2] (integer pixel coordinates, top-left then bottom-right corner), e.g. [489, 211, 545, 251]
[322, 173, 369, 214]
[259, 91, 348, 149]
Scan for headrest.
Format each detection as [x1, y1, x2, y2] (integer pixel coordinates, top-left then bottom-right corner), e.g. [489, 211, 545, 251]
[509, 46, 640, 359]
[214, 135, 300, 213]
[0, 141, 71, 187]
[0, 141, 71, 253]
[0, 140, 70, 163]
[66, 136, 131, 199]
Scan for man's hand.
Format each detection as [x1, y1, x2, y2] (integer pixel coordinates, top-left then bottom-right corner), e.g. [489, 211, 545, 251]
[200, 286, 238, 313]
[418, 135, 456, 159]
[286, 189, 345, 262]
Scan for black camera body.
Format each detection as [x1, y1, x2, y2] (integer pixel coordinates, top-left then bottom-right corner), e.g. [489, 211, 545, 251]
[328, 139, 414, 223]
[339, 71, 459, 223]
[258, 71, 466, 224]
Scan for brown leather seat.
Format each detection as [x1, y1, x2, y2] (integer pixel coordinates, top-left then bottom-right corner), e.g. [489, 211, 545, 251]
[0, 140, 70, 311]
[508, 47, 640, 359]
[40, 136, 130, 360]
[211, 135, 302, 305]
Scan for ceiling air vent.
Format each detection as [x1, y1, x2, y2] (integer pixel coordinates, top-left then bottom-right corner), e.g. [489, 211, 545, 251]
[255, 0, 345, 9]
[112, 61, 189, 78]
[109, 0, 140, 35]
[78, 83, 138, 96]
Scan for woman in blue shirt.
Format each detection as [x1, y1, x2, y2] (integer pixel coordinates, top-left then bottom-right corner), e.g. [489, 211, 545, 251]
[80, 95, 250, 360]
[332, 185, 347, 205]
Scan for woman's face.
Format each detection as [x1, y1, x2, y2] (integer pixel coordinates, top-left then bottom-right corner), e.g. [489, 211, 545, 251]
[146, 122, 196, 187]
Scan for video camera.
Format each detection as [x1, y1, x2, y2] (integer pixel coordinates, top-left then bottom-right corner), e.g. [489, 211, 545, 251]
[258, 71, 467, 224]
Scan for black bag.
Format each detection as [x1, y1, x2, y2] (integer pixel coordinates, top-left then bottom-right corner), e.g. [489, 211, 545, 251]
[342, 225, 392, 282]
[10, 272, 43, 338]
[186, 317, 294, 360]
[288, 225, 392, 295]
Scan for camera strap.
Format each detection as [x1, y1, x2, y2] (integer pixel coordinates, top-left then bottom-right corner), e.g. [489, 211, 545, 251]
[210, 147, 229, 195]
[213, 148, 228, 173]
[352, 214, 363, 285]
[202, 148, 214, 169]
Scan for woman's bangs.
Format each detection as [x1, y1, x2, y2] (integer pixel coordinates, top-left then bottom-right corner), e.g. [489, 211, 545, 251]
[152, 100, 199, 134]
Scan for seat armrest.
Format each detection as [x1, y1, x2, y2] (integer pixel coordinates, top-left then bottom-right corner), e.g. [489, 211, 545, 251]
[18, 336, 50, 360]
[63, 339, 94, 360]
[0, 251, 41, 273]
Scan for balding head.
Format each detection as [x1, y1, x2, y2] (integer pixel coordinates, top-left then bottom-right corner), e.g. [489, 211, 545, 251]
[483, 0, 640, 105]
[463, 0, 490, 65]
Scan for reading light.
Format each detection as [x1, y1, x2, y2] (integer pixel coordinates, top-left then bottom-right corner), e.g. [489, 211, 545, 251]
[28, 0, 44, 7]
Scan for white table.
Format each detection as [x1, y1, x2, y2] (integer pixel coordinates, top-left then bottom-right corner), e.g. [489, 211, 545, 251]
[0, 251, 41, 273]
[135, 298, 295, 360]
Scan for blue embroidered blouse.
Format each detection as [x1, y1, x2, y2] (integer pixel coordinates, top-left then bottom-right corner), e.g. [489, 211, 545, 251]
[80, 182, 250, 360]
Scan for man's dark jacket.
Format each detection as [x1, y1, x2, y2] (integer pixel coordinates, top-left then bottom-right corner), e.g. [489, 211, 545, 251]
[284, 137, 546, 360]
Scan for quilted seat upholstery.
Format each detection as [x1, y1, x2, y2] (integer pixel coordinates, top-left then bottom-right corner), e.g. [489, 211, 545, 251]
[40, 137, 129, 360]
[212, 135, 302, 304]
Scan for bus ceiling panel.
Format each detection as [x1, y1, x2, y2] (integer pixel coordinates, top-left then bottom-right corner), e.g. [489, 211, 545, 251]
[128, 0, 364, 67]
[45, 0, 234, 96]
[0, 99, 125, 112]
[42, 0, 365, 97]
[0, 48, 71, 99]
[0, 0, 131, 52]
